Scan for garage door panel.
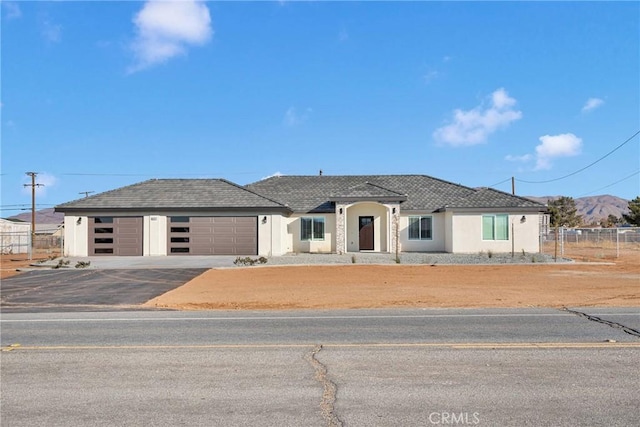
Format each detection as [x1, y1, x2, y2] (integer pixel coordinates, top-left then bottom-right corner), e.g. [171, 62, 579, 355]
[89, 217, 143, 256]
[167, 216, 257, 256]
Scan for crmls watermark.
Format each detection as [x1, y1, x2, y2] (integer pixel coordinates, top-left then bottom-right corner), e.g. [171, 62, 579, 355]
[428, 411, 480, 425]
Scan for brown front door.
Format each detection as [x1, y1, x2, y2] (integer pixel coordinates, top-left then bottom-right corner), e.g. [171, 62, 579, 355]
[359, 216, 374, 251]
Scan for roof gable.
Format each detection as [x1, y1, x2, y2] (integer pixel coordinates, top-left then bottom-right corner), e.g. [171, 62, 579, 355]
[329, 182, 407, 202]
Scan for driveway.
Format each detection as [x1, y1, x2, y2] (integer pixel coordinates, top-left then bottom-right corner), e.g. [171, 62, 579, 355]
[0, 268, 208, 313]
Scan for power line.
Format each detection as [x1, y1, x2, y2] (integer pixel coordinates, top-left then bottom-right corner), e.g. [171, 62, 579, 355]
[577, 170, 639, 197]
[516, 130, 639, 184]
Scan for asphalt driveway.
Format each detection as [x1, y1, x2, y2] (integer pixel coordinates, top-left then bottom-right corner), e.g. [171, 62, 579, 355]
[0, 269, 208, 313]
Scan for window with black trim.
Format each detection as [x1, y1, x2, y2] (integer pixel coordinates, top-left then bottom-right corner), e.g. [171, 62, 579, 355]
[301, 217, 325, 241]
[408, 216, 433, 240]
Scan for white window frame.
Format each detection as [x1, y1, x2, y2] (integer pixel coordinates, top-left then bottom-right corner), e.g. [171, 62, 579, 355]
[301, 217, 325, 241]
[482, 214, 509, 241]
[408, 215, 433, 240]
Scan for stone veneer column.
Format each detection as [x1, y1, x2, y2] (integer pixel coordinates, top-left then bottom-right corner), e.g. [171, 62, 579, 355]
[389, 203, 401, 255]
[336, 203, 347, 254]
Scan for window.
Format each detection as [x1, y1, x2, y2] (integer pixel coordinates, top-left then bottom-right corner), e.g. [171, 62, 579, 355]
[408, 216, 433, 240]
[94, 238, 113, 244]
[94, 248, 114, 254]
[94, 217, 113, 224]
[170, 247, 190, 253]
[170, 237, 190, 243]
[301, 217, 325, 241]
[94, 228, 113, 234]
[170, 216, 189, 223]
[482, 214, 509, 240]
[170, 227, 189, 233]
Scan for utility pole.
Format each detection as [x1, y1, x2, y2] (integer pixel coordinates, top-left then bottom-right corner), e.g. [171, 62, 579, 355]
[511, 176, 515, 195]
[24, 172, 44, 258]
[79, 191, 94, 198]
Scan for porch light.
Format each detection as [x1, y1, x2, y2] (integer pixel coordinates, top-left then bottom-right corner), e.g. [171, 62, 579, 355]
[520, 215, 526, 223]
[76, 218, 82, 225]
[262, 216, 268, 224]
[392, 207, 396, 214]
[339, 208, 343, 214]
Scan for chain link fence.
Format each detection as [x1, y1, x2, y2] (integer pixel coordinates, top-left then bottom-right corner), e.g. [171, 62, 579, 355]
[1, 230, 63, 257]
[541, 227, 640, 261]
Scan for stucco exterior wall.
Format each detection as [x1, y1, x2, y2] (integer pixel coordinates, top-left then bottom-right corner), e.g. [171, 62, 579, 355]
[285, 214, 336, 254]
[63, 215, 88, 257]
[257, 214, 287, 257]
[398, 212, 447, 252]
[449, 212, 541, 253]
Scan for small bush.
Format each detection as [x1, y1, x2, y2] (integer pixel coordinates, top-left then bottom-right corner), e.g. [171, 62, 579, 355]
[53, 259, 70, 269]
[75, 261, 91, 269]
[351, 255, 356, 264]
[234, 256, 268, 267]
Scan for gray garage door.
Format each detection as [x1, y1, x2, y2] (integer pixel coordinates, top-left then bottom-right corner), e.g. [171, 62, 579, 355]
[168, 216, 257, 255]
[89, 217, 143, 256]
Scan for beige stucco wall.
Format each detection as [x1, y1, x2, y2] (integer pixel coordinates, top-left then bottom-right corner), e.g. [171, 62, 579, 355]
[398, 213, 446, 252]
[257, 214, 288, 257]
[449, 212, 541, 253]
[284, 214, 336, 253]
[63, 215, 88, 257]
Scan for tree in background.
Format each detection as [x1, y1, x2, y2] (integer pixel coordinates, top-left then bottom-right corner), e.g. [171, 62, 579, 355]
[601, 214, 622, 228]
[622, 196, 640, 226]
[548, 196, 583, 227]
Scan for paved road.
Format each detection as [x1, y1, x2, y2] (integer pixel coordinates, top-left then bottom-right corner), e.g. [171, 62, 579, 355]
[2, 308, 639, 426]
[0, 268, 207, 312]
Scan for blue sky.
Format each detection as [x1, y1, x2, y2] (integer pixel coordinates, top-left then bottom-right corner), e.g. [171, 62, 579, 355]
[2, 1, 639, 217]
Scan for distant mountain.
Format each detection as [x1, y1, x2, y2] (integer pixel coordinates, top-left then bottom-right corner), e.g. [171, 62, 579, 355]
[6, 208, 64, 225]
[525, 195, 631, 226]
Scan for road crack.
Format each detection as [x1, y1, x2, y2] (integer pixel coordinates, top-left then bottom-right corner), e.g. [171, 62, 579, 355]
[306, 344, 343, 427]
[563, 308, 640, 338]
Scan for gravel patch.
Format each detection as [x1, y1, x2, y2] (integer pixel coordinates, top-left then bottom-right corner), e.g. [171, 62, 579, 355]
[268, 252, 572, 266]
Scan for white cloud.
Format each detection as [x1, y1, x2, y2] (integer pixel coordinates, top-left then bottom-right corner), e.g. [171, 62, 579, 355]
[581, 97, 604, 113]
[262, 171, 284, 180]
[3, 1, 22, 20]
[505, 154, 532, 162]
[433, 88, 522, 146]
[41, 19, 62, 43]
[283, 107, 312, 127]
[129, 0, 212, 73]
[534, 133, 582, 170]
[423, 70, 439, 84]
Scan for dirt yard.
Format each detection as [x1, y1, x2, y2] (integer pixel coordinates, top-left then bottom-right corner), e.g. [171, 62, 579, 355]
[145, 250, 639, 310]
[3, 248, 638, 310]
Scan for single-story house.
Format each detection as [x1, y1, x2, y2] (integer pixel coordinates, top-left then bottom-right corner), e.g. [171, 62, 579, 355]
[55, 175, 547, 257]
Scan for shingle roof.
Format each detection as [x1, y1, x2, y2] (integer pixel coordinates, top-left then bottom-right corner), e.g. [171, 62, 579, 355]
[443, 187, 546, 210]
[330, 182, 408, 201]
[55, 179, 288, 211]
[245, 175, 544, 213]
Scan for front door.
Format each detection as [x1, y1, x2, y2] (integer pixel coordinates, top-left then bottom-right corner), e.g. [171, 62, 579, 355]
[359, 216, 374, 251]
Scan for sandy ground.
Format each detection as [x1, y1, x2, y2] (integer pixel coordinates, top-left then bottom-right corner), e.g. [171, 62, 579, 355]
[3, 248, 638, 310]
[145, 250, 639, 310]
